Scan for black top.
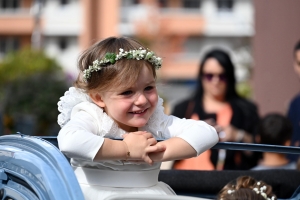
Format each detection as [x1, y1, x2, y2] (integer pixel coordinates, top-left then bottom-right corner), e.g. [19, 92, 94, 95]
[172, 97, 261, 170]
[287, 93, 300, 162]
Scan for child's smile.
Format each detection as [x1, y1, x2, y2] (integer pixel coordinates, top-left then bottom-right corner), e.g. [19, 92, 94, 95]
[130, 108, 148, 114]
[91, 65, 158, 132]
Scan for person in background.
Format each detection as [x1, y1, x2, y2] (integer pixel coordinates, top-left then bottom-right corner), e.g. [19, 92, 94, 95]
[287, 39, 300, 163]
[172, 49, 260, 170]
[252, 113, 297, 170]
[217, 176, 277, 200]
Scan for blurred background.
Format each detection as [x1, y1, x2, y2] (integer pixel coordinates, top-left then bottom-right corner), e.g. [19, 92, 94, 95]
[0, 0, 300, 136]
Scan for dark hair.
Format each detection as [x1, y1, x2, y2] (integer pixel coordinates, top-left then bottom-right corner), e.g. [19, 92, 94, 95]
[294, 40, 300, 55]
[258, 113, 293, 145]
[193, 49, 239, 101]
[217, 176, 276, 200]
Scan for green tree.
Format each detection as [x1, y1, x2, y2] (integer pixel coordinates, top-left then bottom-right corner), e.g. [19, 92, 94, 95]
[0, 48, 70, 135]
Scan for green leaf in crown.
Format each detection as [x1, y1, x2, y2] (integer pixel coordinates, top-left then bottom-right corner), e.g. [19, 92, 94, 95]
[105, 53, 117, 64]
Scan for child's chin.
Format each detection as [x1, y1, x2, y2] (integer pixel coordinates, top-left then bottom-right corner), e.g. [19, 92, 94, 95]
[134, 122, 148, 128]
[129, 117, 151, 128]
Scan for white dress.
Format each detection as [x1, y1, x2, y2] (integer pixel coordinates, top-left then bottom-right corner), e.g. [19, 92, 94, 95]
[57, 87, 218, 200]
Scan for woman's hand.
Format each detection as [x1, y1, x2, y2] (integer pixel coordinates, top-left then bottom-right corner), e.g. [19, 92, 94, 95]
[213, 125, 239, 142]
[204, 118, 217, 126]
[219, 125, 253, 143]
[123, 131, 166, 165]
[204, 118, 223, 140]
[202, 119, 244, 142]
[219, 125, 238, 142]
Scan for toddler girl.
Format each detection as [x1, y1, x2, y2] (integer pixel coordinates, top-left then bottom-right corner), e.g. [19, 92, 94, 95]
[57, 36, 218, 200]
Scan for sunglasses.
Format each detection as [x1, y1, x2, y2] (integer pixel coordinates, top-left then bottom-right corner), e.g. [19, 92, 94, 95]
[202, 73, 227, 82]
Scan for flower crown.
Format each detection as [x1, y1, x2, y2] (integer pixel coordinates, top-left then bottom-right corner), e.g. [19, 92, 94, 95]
[227, 182, 276, 200]
[83, 47, 162, 82]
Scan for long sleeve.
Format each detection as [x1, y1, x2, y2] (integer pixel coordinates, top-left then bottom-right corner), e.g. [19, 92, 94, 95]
[57, 110, 104, 161]
[57, 101, 125, 161]
[161, 116, 219, 156]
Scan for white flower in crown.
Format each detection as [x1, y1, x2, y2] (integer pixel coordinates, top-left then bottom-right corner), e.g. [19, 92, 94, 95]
[83, 47, 162, 82]
[227, 189, 235, 194]
[253, 188, 260, 194]
[261, 192, 267, 199]
[268, 196, 275, 200]
[257, 182, 261, 185]
[253, 186, 275, 200]
[260, 186, 267, 192]
[146, 51, 154, 60]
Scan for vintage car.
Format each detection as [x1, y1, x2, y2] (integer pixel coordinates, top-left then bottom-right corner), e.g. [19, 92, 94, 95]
[0, 134, 300, 200]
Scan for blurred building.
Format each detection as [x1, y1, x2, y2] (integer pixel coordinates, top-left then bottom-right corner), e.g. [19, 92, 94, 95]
[0, 0, 34, 59]
[121, 0, 253, 82]
[0, 0, 253, 108]
[0, 0, 253, 77]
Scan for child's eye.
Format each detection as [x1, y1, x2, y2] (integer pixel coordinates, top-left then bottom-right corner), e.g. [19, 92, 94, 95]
[120, 90, 133, 96]
[145, 86, 154, 91]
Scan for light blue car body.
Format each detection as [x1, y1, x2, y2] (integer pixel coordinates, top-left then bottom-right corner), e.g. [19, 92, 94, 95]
[0, 134, 84, 200]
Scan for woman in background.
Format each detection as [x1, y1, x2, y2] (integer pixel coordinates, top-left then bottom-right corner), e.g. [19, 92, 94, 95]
[172, 49, 260, 170]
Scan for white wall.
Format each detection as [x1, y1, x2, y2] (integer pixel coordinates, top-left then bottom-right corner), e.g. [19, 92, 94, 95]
[42, 0, 82, 79]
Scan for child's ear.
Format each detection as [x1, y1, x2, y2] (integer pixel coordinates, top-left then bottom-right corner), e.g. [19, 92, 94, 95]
[89, 92, 105, 108]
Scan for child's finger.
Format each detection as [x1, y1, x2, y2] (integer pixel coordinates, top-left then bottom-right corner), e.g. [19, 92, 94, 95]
[142, 155, 153, 165]
[147, 137, 158, 146]
[142, 131, 154, 139]
[155, 143, 166, 152]
[131, 131, 154, 139]
[131, 131, 147, 135]
[146, 145, 166, 153]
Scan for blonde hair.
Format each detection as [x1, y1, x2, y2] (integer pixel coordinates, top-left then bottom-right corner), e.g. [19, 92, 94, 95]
[75, 37, 156, 93]
[217, 176, 277, 200]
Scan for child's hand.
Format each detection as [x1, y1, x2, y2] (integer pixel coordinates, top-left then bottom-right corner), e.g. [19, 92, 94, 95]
[123, 131, 166, 165]
[152, 142, 166, 153]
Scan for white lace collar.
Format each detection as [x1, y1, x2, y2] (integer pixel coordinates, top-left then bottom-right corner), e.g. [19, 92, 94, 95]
[57, 87, 166, 136]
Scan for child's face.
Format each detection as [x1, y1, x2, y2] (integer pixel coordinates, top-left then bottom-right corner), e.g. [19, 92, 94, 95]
[92, 65, 158, 132]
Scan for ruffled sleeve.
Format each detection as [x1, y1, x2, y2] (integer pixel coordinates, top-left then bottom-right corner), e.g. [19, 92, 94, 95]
[57, 87, 125, 160]
[57, 87, 92, 128]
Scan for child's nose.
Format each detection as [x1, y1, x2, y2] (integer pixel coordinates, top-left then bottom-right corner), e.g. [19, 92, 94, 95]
[134, 93, 147, 105]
